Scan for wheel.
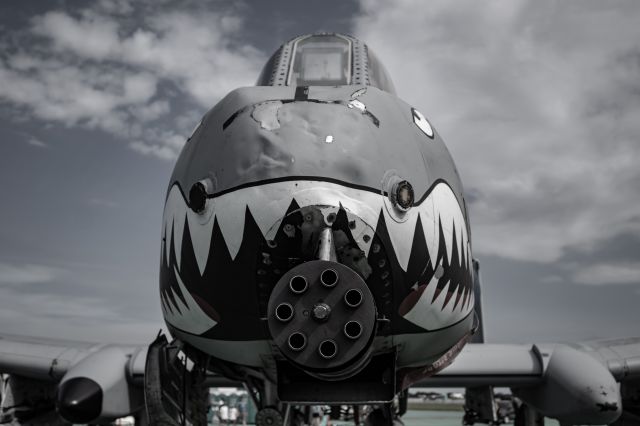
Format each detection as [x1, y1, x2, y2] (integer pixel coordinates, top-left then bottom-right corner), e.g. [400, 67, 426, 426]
[255, 407, 284, 426]
[463, 410, 477, 425]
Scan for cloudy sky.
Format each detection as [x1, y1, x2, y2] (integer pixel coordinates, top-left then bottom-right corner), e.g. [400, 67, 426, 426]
[0, 0, 638, 345]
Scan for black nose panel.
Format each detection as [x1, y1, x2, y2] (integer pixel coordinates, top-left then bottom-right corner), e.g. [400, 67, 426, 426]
[57, 377, 103, 423]
[267, 260, 376, 379]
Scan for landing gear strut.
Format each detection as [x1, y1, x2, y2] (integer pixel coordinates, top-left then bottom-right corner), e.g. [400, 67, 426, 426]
[144, 334, 209, 426]
[364, 403, 404, 426]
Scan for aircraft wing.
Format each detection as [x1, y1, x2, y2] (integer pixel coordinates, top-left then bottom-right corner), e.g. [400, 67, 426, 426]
[0, 333, 145, 381]
[0, 333, 148, 423]
[418, 339, 640, 423]
[0, 332, 242, 424]
[2, 333, 640, 424]
[423, 338, 640, 386]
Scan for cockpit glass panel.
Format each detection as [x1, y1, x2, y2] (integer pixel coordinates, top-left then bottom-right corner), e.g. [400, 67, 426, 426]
[288, 35, 351, 86]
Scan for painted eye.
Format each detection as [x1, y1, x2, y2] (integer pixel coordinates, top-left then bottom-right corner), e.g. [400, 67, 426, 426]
[412, 108, 434, 138]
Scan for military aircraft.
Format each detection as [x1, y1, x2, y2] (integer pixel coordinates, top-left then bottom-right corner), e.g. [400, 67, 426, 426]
[1, 33, 639, 426]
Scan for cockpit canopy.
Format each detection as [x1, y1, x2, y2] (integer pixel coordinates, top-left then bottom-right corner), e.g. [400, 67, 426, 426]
[256, 33, 396, 94]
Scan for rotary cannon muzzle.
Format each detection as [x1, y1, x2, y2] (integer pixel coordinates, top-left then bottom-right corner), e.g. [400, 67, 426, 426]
[275, 303, 294, 322]
[267, 260, 376, 380]
[318, 340, 338, 359]
[289, 275, 308, 294]
[320, 269, 339, 287]
[344, 288, 363, 308]
[344, 321, 363, 339]
[288, 332, 307, 351]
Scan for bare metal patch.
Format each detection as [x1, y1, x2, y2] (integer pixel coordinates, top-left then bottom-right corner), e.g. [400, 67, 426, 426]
[251, 101, 283, 131]
[348, 99, 366, 113]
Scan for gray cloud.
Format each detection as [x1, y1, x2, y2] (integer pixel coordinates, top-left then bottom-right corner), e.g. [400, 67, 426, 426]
[96, 0, 134, 16]
[0, 256, 164, 342]
[0, 286, 160, 343]
[26, 136, 46, 147]
[572, 262, 640, 285]
[0, 0, 637, 346]
[0, 2, 265, 160]
[0, 262, 60, 285]
[88, 197, 119, 208]
[478, 254, 640, 342]
[353, 0, 640, 267]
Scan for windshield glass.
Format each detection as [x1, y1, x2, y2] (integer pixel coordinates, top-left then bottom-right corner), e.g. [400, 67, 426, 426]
[288, 35, 351, 86]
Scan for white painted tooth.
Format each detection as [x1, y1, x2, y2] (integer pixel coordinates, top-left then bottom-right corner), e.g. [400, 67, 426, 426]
[163, 185, 188, 267]
[334, 189, 383, 229]
[457, 287, 465, 312]
[419, 196, 438, 268]
[319, 205, 340, 225]
[463, 241, 468, 267]
[451, 214, 459, 263]
[170, 287, 188, 315]
[384, 209, 419, 271]
[443, 289, 456, 315]
[345, 211, 378, 256]
[455, 218, 463, 265]
[165, 220, 176, 268]
[451, 286, 462, 312]
[402, 276, 438, 328]
[214, 207, 246, 260]
[162, 292, 175, 316]
[160, 291, 169, 314]
[448, 286, 460, 316]
[173, 211, 186, 269]
[441, 214, 454, 262]
[215, 182, 305, 249]
[433, 183, 467, 264]
[186, 208, 215, 275]
[209, 181, 389, 249]
[173, 271, 192, 312]
[246, 186, 296, 239]
[433, 280, 450, 309]
[461, 288, 469, 312]
[162, 185, 188, 270]
[461, 293, 467, 312]
[328, 189, 382, 257]
[462, 223, 470, 266]
[463, 221, 469, 251]
[165, 185, 188, 268]
[163, 267, 218, 334]
[293, 183, 383, 228]
[404, 278, 463, 330]
[422, 275, 439, 306]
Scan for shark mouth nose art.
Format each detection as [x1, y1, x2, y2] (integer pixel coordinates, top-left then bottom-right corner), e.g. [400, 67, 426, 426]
[159, 179, 473, 338]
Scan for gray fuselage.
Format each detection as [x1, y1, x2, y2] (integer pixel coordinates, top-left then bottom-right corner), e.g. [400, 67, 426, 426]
[160, 34, 475, 389]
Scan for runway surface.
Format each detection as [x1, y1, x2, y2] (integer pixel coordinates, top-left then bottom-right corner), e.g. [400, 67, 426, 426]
[401, 410, 560, 425]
